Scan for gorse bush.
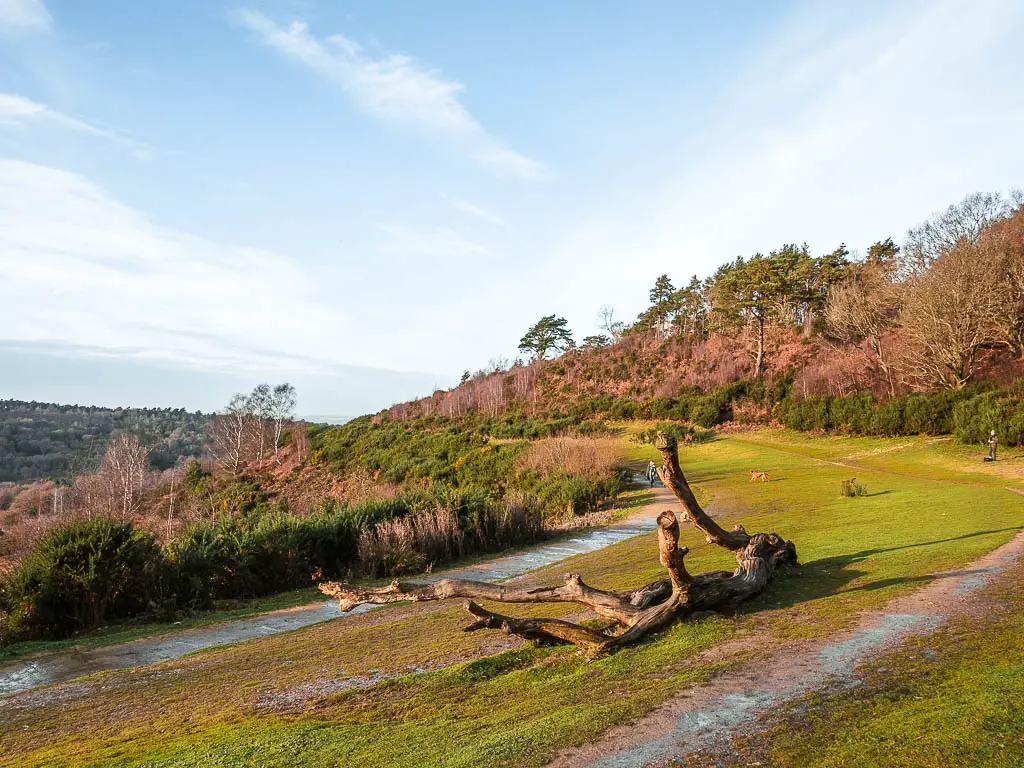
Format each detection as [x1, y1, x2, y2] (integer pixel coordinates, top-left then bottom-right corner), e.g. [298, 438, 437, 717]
[776, 390, 975, 437]
[774, 386, 1024, 445]
[3, 519, 166, 639]
[631, 422, 715, 447]
[0, 489, 547, 643]
[952, 391, 1024, 446]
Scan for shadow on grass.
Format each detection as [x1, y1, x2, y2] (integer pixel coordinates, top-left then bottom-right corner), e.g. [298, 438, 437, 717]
[738, 525, 1024, 615]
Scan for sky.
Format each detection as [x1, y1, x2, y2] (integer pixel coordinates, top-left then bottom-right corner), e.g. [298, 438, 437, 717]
[1, 0, 1023, 419]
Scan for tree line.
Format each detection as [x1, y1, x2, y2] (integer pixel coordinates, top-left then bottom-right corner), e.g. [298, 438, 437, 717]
[515, 189, 1023, 393]
[0, 401, 208, 483]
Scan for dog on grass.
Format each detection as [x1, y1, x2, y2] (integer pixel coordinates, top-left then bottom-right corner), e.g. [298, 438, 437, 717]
[749, 471, 770, 482]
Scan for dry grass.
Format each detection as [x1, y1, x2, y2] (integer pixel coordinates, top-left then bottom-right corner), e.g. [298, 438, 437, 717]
[516, 436, 622, 479]
[357, 496, 544, 578]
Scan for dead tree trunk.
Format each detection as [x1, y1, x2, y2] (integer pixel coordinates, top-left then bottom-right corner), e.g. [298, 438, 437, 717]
[320, 433, 797, 654]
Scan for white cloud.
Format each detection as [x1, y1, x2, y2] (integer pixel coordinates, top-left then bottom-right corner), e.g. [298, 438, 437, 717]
[376, 222, 491, 259]
[0, 159, 400, 376]
[0, 93, 155, 158]
[232, 9, 546, 180]
[451, 198, 505, 227]
[0, 0, 51, 35]
[0, 93, 111, 137]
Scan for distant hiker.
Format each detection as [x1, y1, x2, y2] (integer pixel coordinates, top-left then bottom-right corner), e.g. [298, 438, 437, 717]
[646, 461, 658, 487]
[988, 430, 998, 462]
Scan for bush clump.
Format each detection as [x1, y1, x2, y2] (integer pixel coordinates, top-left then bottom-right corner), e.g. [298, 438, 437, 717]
[840, 478, 867, 498]
[3, 519, 167, 639]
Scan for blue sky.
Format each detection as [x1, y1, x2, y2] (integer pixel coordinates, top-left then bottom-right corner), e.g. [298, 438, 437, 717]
[1, 0, 1023, 418]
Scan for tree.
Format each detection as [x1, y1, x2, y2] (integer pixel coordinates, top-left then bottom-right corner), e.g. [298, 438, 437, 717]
[902, 191, 1016, 277]
[900, 240, 1005, 390]
[670, 276, 707, 339]
[518, 315, 573, 360]
[321, 433, 796, 654]
[710, 254, 791, 377]
[977, 205, 1024, 359]
[270, 383, 297, 464]
[825, 260, 901, 396]
[645, 275, 678, 337]
[581, 334, 611, 350]
[866, 237, 900, 266]
[598, 305, 626, 342]
[248, 384, 273, 464]
[209, 393, 253, 475]
[99, 433, 151, 523]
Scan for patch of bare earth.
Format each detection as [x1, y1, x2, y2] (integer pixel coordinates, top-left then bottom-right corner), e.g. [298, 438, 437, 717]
[548, 529, 1024, 768]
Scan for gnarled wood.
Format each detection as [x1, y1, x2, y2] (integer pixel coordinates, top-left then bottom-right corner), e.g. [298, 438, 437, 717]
[321, 571, 640, 623]
[461, 601, 609, 648]
[653, 432, 751, 550]
[319, 432, 797, 654]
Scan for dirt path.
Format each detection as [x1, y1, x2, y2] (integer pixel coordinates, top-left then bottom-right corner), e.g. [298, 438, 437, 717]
[0, 482, 677, 698]
[548, 527, 1024, 768]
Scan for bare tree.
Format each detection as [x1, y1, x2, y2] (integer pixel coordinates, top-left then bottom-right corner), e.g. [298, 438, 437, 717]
[321, 433, 796, 654]
[270, 383, 297, 464]
[248, 384, 274, 464]
[100, 433, 151, 523]
[598, 305, 626, 342]
[902, 191, 1016, 277]
[900, 241, 1005, 390]
[210, 393, 252, 475]
[825, 261, 902, 396]
[978, 205, 1024, 358]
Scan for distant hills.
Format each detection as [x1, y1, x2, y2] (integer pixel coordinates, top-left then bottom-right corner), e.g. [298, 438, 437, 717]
[0, 400, 209, 483]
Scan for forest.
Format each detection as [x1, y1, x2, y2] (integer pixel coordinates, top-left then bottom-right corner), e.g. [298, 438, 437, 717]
[0, 400, 209, 482]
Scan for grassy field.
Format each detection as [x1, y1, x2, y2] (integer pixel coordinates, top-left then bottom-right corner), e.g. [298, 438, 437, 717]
[2, 429, 1022, 767]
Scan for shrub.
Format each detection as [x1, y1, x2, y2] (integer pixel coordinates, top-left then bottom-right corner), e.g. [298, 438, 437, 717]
[840, 478, 867, 497]
[953, 392, 1022, 446]
[5, 519, 168, 639]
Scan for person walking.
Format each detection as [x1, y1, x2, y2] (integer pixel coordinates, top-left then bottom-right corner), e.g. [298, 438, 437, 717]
[988, 430, 998, 462]
[646, 460, 658, 487]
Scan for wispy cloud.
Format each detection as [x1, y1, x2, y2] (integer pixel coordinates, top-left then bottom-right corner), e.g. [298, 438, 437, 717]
[0, 159, 381, 375]
[376, 222, 492, 259]
[232, 9, 546, 180]
[0, 93, 111, 137]
[451, 198, 505, 227]
[0, 0, 51, 35]
[0, 93, 154, 158]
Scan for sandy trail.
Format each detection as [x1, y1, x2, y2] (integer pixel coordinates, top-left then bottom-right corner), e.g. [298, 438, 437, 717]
[549, 525, 1024, 768]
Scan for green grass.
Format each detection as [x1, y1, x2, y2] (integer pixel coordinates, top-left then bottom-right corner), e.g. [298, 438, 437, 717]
[717, 561, 1024, 768]
[2, 430, 1022, 768]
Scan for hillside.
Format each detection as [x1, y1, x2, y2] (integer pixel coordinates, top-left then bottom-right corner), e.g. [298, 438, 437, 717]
[0, 400, 209, 482]
[386, 192, 1024, 441]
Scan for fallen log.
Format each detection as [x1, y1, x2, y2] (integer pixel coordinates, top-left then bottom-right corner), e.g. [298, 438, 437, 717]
[319, 432, 797, 654]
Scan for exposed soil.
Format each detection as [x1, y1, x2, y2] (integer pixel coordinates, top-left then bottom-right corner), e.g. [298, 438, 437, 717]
[548, 527, 1024, 768]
